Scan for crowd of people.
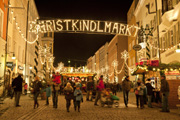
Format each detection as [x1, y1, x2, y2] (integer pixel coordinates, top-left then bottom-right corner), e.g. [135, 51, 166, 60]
[9, 73, 170, 113]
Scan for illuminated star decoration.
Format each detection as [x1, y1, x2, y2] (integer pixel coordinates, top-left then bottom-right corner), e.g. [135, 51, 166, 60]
[112, 60, 118, 68]
[121, 50, 129, 61]
[140, 24, 153, 39]
[39, 44, 51, 58]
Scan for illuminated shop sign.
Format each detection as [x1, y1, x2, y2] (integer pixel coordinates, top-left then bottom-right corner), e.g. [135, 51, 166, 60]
[30, 19, 139, 37]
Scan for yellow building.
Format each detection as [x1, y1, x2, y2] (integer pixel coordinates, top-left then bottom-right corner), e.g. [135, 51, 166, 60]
[127, 0, 138, 81]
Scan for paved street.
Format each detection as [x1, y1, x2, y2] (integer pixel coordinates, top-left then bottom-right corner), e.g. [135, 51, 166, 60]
[0, 92, 179, 120]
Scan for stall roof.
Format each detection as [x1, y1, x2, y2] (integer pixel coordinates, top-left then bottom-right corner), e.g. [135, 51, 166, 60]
[61, 72, 95, 77]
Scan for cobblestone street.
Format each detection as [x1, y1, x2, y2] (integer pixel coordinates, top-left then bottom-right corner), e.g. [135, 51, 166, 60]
[0, 92, 179, 120]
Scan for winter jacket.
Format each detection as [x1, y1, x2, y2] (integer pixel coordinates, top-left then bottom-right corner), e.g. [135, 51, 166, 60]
[33, 81, 42, 92]
[86, 81, 93, 91]
[96, 79, 105, 91]
[52, 75, 61, 84]
[74, 89, 83, 101]
[64, 86, 74, 100]
[135, 85, 144, 95]
[160, 79, 169, 93]
[12, 76, 23, 92]
[111, 83, 117, 92]
[46, 86, 52, 97]
[122, 79, 132, 92]
[145, 82, 154, 96]
[24, 84, 28, 90]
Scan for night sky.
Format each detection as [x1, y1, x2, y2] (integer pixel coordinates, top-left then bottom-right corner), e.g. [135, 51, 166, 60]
[34, 0, 133, 67]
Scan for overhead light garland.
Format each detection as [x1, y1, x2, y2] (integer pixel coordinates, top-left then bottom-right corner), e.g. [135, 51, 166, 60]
[10, 9, 39, 44]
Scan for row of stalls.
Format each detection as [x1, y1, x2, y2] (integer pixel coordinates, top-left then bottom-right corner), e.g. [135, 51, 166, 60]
[60, 72, 95, 85]
[133, 60, 180, 108]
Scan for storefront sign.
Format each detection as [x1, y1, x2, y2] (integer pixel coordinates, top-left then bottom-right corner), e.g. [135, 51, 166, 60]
[133, 44, 142, 51]
[30, 19, 139, 37]
[6, 62, 13, 68]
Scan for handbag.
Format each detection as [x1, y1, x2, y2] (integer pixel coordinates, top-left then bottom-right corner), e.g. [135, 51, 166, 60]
[135, 90, 139, 95]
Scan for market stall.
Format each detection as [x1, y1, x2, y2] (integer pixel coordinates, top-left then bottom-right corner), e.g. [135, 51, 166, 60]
[133, 61, 180, 108]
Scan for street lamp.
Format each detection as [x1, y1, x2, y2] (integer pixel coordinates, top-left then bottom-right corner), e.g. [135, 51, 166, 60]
[11, 53, 16, 60]
[176, 46, 180, 53]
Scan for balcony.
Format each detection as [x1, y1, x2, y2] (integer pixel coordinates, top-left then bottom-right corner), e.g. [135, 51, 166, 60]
[160, 1, 180, 28]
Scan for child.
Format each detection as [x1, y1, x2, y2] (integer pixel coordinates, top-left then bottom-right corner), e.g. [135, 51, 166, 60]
[45, 84, 52, 105]
[74, 84, 83, 112]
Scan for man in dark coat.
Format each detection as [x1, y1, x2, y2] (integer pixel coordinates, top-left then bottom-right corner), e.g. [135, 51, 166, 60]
[12, 74, 23, 107]
[145, 78, 154, 108]
[86, 80, 93, 101]
[122, 76, 132, 107]
[160, 75, 170, 112]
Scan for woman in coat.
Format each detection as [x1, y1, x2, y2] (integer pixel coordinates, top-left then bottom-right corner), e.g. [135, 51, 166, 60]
[33, 76, 42, 109]
[63, 82, 74, 112]
[45, 83, 52, 105]
[134, 80, 145, 109]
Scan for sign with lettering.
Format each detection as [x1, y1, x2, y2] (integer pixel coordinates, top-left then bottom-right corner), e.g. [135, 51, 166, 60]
[30, 19, 139, 37]
[6, 62, 13, 68]
[133, 44, 142, 51]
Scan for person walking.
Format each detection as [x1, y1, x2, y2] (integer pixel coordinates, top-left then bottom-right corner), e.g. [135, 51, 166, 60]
[160, 75, 170, 112]
[135, 80, 144, 109]
[74, 84, 83, 112]
[122, 76, 132, 107]
[24, 83, 28, 95]
[45, 83, 52, 105]
[12, 74, 23, 107]
[145, 78, 154, 108]
[94, 75, 105, 106]
[51, 73, 61, 108]
[64, 82, 74, 112]
[33, 76, 42, 109]
[86, 80, 93, 101]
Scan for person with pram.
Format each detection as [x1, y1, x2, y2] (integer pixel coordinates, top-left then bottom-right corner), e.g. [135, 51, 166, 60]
[101, 88, 120, 108]
[94, 75, 105, 106]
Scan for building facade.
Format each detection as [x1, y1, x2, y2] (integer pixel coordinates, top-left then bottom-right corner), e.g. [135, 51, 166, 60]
[0, 0, 8, 96]
[133, 0, 180, 65]
[1, 0, 40, 95]
[127, 0, 138, 81]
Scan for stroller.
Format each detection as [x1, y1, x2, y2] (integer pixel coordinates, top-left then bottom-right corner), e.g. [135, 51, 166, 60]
[100, 88, 119, 108]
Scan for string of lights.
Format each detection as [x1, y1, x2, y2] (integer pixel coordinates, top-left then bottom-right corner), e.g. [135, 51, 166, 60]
[10, 9, 39, 44]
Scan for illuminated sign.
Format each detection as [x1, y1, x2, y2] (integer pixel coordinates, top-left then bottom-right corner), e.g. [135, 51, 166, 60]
[30, 19, 139, 37]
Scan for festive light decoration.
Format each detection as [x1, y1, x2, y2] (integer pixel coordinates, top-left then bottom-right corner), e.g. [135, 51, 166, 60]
[121, 50, 129, 61]
[10, 9, 39, 44]
[30, 19, 140, 37]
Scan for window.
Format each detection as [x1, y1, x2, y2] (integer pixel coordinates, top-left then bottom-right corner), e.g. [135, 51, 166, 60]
[129, 43, 131, 51]
[7, 36, 11, 53]
[170, 29, 174, 46]
[18, 46, 21, 61]
[0, 9, 4, 37]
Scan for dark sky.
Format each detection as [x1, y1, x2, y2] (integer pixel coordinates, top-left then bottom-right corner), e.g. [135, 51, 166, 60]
[34, 0, 133, 67]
